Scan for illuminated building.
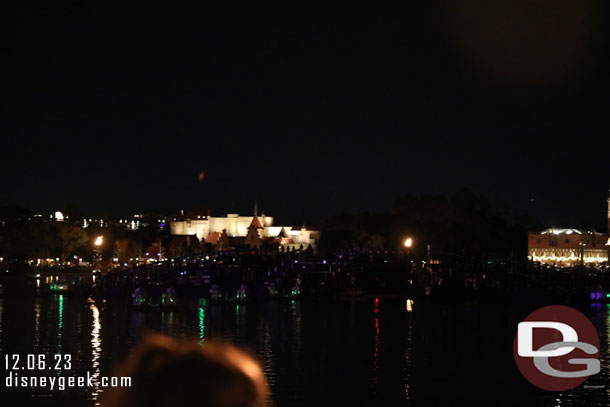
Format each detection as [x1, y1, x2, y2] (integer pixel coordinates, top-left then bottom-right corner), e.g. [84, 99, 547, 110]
[528, 228, 608, 266]
[527, 191, 610, 266]
[170, 207, 319, 251]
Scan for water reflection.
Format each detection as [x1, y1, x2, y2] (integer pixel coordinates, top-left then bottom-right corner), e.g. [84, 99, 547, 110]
[371, 298, 380, 401]
[599, 304, 610, 400]
[57, 294, 64, 356]
[555, 395, 563, 407]
[235, 304, 241, 337]
[90, 303, 102, 404]
[5, 294, 610, 406]
[406, 299, 414, 312]
[258, 313, 276, 392]
[404, 313, 414, 402]
[290, 300, 302, 358]
[33, 301, 41, 351]
[166, 311, 176, 334]
[372, 313, 380, 401]
[198, 305, 206, 344]
[0, 298, 3, 352]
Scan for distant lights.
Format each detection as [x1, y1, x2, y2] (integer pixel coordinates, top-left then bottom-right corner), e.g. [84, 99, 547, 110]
[531, 253, 608, 264]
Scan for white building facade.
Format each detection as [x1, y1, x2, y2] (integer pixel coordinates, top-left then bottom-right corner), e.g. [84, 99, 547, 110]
[170, 209, 319, 249]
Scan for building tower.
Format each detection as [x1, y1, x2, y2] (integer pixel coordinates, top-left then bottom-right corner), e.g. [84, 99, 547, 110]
[245, 216, 263, 249]
[607, 189, 610, 233]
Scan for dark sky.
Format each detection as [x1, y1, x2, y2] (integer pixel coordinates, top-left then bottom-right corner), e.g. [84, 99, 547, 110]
[2, 2, 609, 227]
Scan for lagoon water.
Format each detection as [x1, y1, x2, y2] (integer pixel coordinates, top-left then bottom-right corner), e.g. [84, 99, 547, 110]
[1, 291, 609, 406]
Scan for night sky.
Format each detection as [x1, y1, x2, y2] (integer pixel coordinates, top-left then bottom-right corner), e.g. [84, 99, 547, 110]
[3, 2, 609, 228]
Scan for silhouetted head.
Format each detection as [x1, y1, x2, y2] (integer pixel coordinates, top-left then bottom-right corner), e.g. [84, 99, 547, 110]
[102, 333, 269, 407]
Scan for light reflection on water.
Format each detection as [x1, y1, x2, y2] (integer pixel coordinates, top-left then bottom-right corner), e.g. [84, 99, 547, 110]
[33, 301, 40, 351]
[606, 306, 610, 403]
[90, 303, 102, 405]
[258, 308, 277, 403]
[198, 305, 206, 344]
[372, 313, 380, 400]
[1, 294, 610, 406]
[0, 298, 3, 353]
[404, 312, 414, 402]
[57, 294, 63, 357]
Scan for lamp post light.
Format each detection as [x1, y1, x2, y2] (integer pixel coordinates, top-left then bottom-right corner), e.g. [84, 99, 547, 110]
[93, 235, 103, 273]
[402, 237, 416, 288]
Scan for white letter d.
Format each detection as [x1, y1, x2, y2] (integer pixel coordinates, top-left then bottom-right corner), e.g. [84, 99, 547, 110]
[518, 321, 577, 357]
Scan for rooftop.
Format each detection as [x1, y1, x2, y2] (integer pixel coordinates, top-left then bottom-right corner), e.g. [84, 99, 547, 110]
[539, 228, 604, 236]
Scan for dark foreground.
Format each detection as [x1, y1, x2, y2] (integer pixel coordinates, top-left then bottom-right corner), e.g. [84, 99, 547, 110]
[0, 292, 609, 407]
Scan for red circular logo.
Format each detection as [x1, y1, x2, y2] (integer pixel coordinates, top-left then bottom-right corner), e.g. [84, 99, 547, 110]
[513, 305, 600, 391]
